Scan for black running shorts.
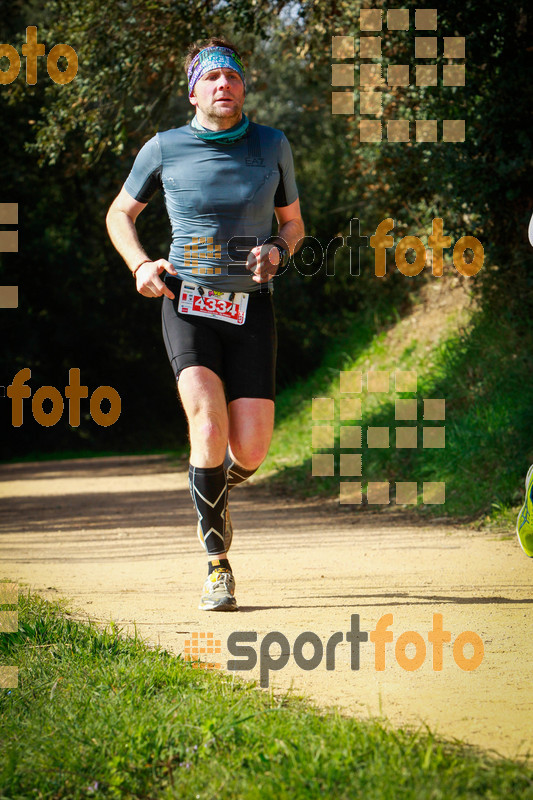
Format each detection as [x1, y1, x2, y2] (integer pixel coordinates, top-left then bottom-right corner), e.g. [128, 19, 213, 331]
[161, 277, 277, 402]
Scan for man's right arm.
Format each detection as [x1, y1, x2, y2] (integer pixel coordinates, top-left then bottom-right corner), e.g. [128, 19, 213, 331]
[106, 187, 177, 299]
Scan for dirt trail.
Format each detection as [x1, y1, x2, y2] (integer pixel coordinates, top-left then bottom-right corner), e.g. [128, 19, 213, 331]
[1, 455, 531, 761]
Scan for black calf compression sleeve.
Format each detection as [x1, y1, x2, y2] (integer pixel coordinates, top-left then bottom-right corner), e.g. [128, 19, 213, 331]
[188, 464, 227, 557]
[224, 450, 257, 490]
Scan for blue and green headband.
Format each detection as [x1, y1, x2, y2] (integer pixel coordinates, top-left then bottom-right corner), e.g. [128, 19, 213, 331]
[187, 46, 245, 96]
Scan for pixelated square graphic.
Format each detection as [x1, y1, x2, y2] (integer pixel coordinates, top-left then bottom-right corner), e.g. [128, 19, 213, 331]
[0, 666, 18, 688]
[443, 36, 465, 58]
[443, 65, 465, 86]
[332, 92, 354, 115]
[387, 120, 410, 142]
[367, 481, 390, 504]
[340, 482, 362, 504]
[396, 482, 418, 504]
[186, 235, 222, 274]
[415, 8, 437, 30]
[360, 63, 382, 86]
[367, 371, 389, 392]
[387, 9, 409, 30]
[360, 8, 382, 31]
[360, 36, 382, 59]
[360, 91, 382, 115]
[0, 583, 17, 604]
[443, 120, 465, 142]
[395, 370, 417, 392]
[423, 427, 446, 448]
[312, 454, 335, 476]
[184, 631, 221, 669]
[396, 427, 418, 448]
[423, 481, 445, 504]
[0, 231, 18, 252]
[360, 120, 382, 142]
[0, 203, 18, 224]
[340, 425, 362, 448]
[0, 287, 18, 308]
[395, 399, 417, 420]
[312, 425, 335, 449]
[340, 398, 362, 419]
[312, 397, 335, 420]
[415, 37, 437, 58]
[416, 120, 438, 141]
[388, 65, 410, 86]
[340, 454, 362, 476]
[332, 64, 355, 86]
[424, 399, 445, 420]
[394, 398, 418, 419]
[416, 65, 437, 86]
[340, 371, 362, 393]
[0, 610, 18, 633]
[332, 36, 354, 58]
[367, 427, 389, 448]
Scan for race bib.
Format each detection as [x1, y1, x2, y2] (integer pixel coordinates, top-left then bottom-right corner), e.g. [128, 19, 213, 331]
[178, 281, 249, 325]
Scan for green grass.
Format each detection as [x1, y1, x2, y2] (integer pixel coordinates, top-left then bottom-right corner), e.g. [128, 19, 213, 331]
[261, 301, 533, 522]
[473, 502, 521, 536]
[1, 590, 532, 799]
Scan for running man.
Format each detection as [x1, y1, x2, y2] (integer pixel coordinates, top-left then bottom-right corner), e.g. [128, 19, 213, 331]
[106, 37, 304, 609]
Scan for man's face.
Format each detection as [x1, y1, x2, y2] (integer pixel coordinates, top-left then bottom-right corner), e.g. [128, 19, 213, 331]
[189, 67, 245, 123]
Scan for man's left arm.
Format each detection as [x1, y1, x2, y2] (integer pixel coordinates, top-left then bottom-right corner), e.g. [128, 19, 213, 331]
[247, 198, 305, 284]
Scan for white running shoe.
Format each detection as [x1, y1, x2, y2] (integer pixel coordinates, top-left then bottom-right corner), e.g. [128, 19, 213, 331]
[198, 568, 238, 612]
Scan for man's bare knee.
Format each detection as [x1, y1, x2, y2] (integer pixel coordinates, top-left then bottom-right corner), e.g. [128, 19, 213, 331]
[191, 414, 226, 445]
[230, 442, 268, 471]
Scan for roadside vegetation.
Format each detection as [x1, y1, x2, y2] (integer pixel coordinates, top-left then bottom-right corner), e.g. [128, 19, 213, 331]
[262, 275, 533, 522]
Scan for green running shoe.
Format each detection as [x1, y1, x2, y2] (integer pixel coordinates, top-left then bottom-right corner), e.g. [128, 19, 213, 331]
[516, 465, 533, 557]
[197, 507, 233, 554]
[198, 568, 238, 611]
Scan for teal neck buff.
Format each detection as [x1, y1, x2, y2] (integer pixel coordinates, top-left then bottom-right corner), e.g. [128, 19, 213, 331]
[190, 113, 249, 144]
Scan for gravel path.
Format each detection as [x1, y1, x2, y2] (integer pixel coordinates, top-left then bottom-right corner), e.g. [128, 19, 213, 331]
[1, 454, 531, 760]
